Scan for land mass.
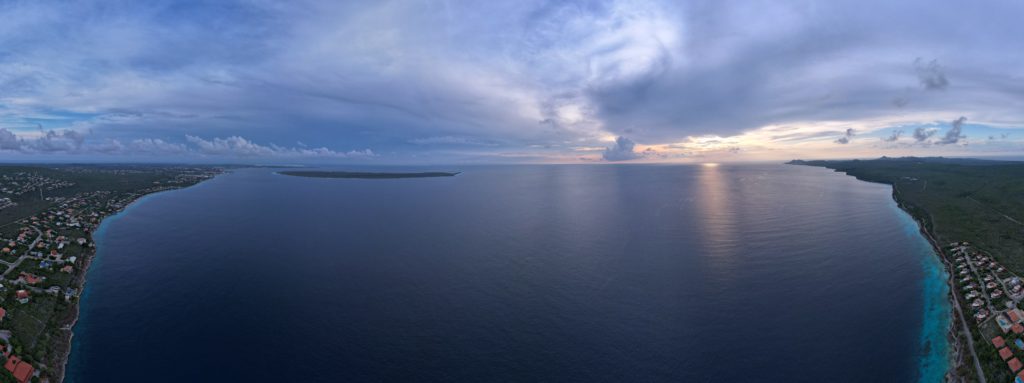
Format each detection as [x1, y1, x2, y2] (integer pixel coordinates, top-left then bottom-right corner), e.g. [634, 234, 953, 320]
[791, 156, 1024, 383]
[279, 170, 460, 179]
[0, 164, 222, 383]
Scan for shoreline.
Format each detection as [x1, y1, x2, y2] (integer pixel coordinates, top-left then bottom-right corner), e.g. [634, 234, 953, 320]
[52, 175, 224, 383]
[787, 160, 986, 382]
[889, 184, 982, 382]
[44, 166, 972, 382]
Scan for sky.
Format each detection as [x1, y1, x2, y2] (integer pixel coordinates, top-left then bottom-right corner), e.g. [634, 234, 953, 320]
[2, 0, 1024, 164]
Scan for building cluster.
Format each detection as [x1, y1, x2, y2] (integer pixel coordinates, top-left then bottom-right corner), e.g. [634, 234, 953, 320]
[0, 166, 219, 383]
[0, 172, 73, 196]
[951, 242, 1024, 381]
[952, 242, 1017, 323]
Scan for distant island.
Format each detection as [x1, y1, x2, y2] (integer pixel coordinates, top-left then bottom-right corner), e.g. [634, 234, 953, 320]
[279, 171, 460, 179]
[790, 156, 1024, 383]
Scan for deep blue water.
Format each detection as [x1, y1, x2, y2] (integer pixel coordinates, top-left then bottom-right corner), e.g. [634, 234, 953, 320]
[66, 164, 948, 382]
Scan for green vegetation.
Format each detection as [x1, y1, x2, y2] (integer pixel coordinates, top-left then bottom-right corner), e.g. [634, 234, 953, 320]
[791, 156, 1024, 382]
[0, 164, 221, 382]
[279, 170, 460, 179]
[791, 157, 1024, 273]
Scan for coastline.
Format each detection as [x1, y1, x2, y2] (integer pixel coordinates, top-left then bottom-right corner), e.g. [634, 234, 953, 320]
[889, 183, 980, 382]
[53, 174, 224, 383]
[787, 160, 983, 382]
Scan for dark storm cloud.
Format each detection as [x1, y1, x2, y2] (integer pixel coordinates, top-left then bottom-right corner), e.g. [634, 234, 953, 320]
[913, 127, 937, 142]
[914, 58, 949, 91]
[882, 129, 903, 142]
[834, 128, 855, 144]
[602, 136, 642, 161]
[936, 116, 967, 145]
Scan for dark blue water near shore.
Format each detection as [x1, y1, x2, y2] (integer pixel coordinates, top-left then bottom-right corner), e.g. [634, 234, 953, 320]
[66, 164, 947, 382]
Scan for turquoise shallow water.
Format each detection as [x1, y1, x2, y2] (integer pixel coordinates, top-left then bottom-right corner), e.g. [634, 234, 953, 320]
[888, 201, 952, 383]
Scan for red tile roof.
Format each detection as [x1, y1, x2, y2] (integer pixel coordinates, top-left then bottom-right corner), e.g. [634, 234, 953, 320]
[12, 361, 32, 383]
[1010, 310, 1021, 323]
[11, 362, 31, 383]
[995, 336, 1007, 348]
[3, 355, 17, 373]
[1010, 358, 1023, 372]
[1012, 324, 1023, 334]
[18, 273, 40, 285]
[15, 290, 28, 300]
[1, 354, 31, 382]
[1001, 347, 1014, 360]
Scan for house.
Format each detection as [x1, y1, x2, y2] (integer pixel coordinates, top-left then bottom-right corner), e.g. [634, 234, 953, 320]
[1010, 309, 1024, 324]
[1001, 347, 1014, 360]
[998, 315, 1014, 333]
[1011, 358, 1023, 373]
[0, 307, 6, 322]
[45, 286, 60, 296]
[18, 273, 41, 285]
[15, 290, 29, 304]
[3, 355, 33, 383]
[61, 265, 73, 273]
[1013, 324, 1023, 335]
[64, 288, 76, 302]
[76, 237, 87, 245]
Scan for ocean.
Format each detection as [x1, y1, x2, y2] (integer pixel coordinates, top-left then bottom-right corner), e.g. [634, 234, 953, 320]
[65, 164, 949, 382]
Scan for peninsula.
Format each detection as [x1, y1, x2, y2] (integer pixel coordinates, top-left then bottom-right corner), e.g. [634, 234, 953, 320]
[0, 164, 221, 383]
[791, 157, 1024, 383]
[279, 171, 460, 179]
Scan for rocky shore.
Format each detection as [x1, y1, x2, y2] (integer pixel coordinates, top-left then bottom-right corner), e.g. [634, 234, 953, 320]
[892, 188, 982, 383]
[51, 182, 219, 383]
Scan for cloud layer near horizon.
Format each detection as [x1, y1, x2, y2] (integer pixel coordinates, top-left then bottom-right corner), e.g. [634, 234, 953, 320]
[2, 0, 1024, 163]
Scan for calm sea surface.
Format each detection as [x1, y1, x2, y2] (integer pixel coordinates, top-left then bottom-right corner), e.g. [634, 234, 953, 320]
[66, 164, 948, 382]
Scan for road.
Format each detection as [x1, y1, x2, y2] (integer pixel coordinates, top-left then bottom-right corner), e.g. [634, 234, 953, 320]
[0, 226, 42, 278]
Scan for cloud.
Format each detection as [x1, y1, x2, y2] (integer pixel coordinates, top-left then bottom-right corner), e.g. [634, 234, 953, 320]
[914, 58, 949, 91]
[0, 128, 87, 153]
[936, 116, 967, 145]
[0, 1, 1023, 162]
[0, 129, 21, 150]
[834, 128, 855, 144]
[185, 135, 373, 158]
[882, 129, 903, 142]
[602, 136, 641, 161]
[912, 127, 937, 142]
[892, 97, 909, 108]
[126, 138, 188, 154]
[27, 129, 86, 152]
[409, 136, 496, 146]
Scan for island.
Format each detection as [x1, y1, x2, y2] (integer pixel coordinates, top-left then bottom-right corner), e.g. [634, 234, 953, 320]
[791, 157, 1024, 383]
[278, 171, 460, 179]
[0, 164, 222, 383]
